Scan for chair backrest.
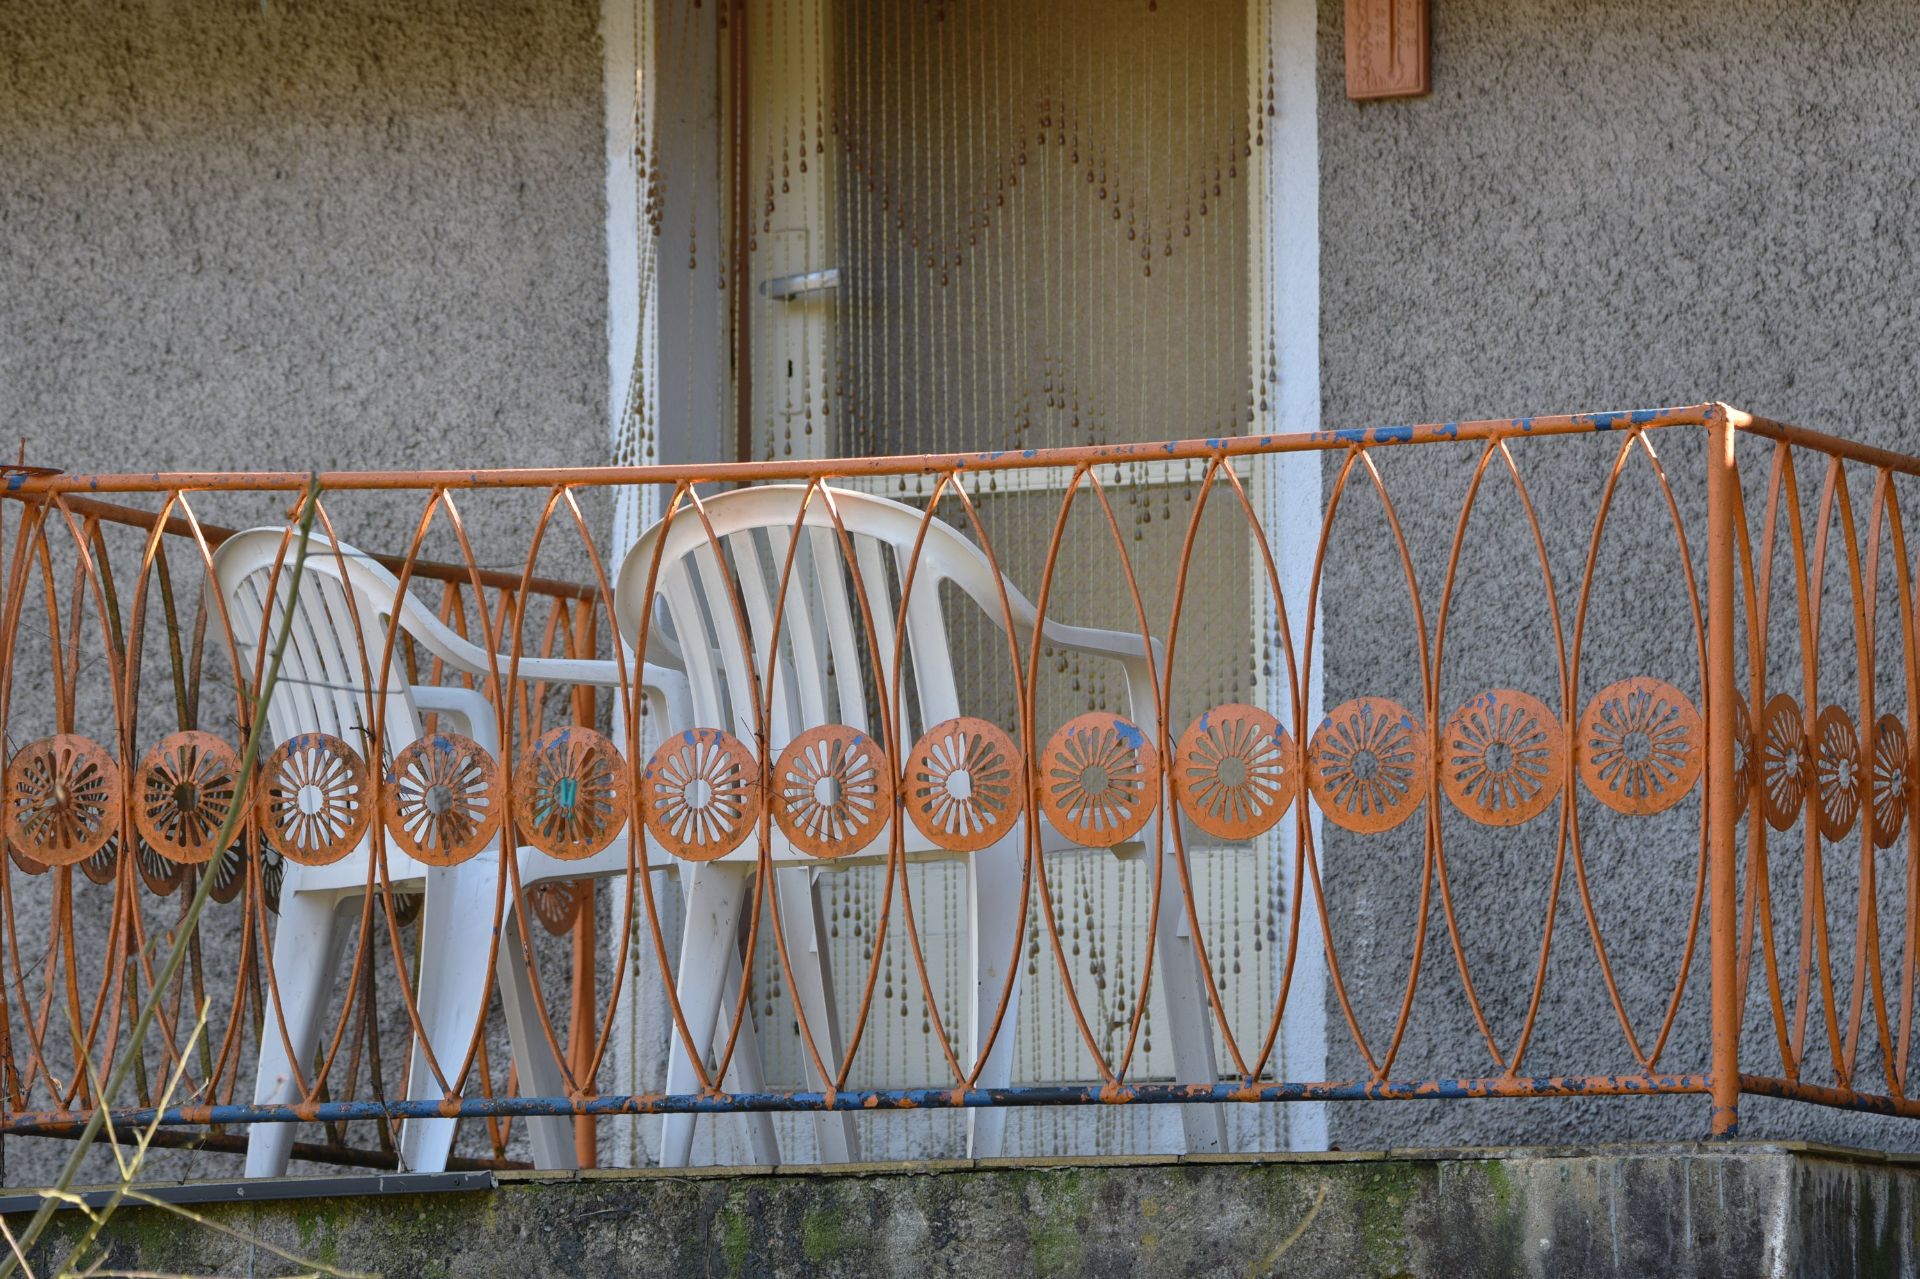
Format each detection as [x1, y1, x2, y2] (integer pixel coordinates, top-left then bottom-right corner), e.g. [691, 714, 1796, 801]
[613, 485, 1043, 760]
[211, 530, 423, 764]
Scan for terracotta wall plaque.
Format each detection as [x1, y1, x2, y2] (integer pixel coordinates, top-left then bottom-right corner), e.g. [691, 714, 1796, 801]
[1346, 0, 1430, 100]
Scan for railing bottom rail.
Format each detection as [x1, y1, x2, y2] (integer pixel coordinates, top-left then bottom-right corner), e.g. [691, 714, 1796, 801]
[0, 1075, 1714, 1134]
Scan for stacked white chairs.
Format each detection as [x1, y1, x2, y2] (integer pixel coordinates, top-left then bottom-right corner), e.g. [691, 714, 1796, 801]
[214, 529, 695, 1176]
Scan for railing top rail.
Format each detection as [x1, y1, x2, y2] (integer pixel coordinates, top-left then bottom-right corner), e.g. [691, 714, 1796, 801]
[4, 404, 1754, 496]
[1723, 409, 1920, 478]
[40, 492, 598, 602]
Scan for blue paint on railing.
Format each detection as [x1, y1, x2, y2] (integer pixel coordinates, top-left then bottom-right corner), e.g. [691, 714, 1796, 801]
[0, 1076, 1714, 1134]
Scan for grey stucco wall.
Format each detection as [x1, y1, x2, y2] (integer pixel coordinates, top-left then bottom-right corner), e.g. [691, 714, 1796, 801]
[1317, 0, 1920, 1152]
[0, 0, 611, 1186]
[0, 0, 608, 483]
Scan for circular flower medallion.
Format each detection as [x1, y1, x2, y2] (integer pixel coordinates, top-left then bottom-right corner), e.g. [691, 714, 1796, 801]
[256, 733, 372, 866]
[206, 840, 283, 911]
[5, 734, 122, 867]
[1733, 696, 1756, 816]
[1872, 713, 1910, 849]
[382, 733, 502, 867]
[208, 840, 247, 902]
[1760, 693, 1808, 831]
[134, 732, 242, 865]
[79, 837, 121, 885]
[135, 836, 186, 896]
[643, 728, 762, 862]
[1814, 705, 1862, 841]
[904, 717, 1022, 852]
[1439, 690, 1563, 827]
[1307, 699, 1429, 834]
[1171, 703, 1296, 840]
[513, 727, 629, 861]
[1576, 678, 1703, 816]
[528, 880, 590, 935]
[773, 726, 894, 859]
[1040, 713, 1161, 847]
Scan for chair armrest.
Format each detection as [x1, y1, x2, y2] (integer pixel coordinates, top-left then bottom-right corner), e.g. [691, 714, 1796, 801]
[411, 685, 501, 754]
[1030, 620, 1165, 732]
[389, 592, 692, 730]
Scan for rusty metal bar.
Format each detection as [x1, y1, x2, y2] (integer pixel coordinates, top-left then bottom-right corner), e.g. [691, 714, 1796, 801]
[7, 405, 1719, 495]
[0, 1073, 1715, 1134]
[9, 1122, 529, 1171]
[46, 492, 597, 602]
[1706, 416, 1742, 1136]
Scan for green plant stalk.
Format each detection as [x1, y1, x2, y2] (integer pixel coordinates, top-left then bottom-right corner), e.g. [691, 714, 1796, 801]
[0, 476, 323, 1277]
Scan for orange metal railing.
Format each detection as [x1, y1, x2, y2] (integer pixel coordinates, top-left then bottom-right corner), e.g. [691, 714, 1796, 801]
[0, 402, 1912, 1171]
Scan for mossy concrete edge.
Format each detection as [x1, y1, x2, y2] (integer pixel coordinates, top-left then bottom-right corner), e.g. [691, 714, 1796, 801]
[12, 1142, 1920, 1277]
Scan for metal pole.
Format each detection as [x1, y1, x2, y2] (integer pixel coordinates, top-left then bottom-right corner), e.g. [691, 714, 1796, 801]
[569, 600, 600, 1168]
[1706, 413, 1742, 1137]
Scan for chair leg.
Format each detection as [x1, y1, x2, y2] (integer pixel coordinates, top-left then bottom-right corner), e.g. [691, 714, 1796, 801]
[774, 867, 858, 1163]
[965, 839, 1024, 1159]
[398, 863, 501, 1173]
[716, 944, 780, 1166]
[1152, 838, 1228, 1154]
[660, 862, 752, 1168]
[247, 889, 348, 1178]
[495, 908, 581, 1171]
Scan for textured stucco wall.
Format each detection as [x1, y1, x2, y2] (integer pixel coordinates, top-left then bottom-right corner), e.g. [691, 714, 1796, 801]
[0, 0, 608, 483]
[0, 0, 610, 1186]
[1317, 0, 1920, 1152]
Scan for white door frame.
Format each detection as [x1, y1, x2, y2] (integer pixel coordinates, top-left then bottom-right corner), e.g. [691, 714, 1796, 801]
[1253, 0, 1328, 1153]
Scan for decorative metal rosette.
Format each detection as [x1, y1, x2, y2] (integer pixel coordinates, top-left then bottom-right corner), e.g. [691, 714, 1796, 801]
[256, 733, 372, 866]
[80, 834, 197, 896]
[903, 717, 1022, 852]
[529, 880, 590, 935]
[203, 840, 284, 911]
[1040, 713, 1160, 847]
[381, 732, 502, 867]
[208, 840, 248, 903]
[4, 734, 122, 867]
[1439, 689, 1563, 828]
[773, 726, 894, 859]
[1171, 703, 1295, 840]
[1759, 693, 1808, 831]
[79, 837, 121, 885]
[1307, 698, 1429, 834]
[1733, 695, 1756, 814]
[135, 836, 186, 896]
[1575, 678, 1703, 816]
[1872, 713, 1910, 849]
[513, 727, 629, 861]
[643, 728, 762, 862]
[1813, 705, 1861, 841]
[134, 732, 242, 865]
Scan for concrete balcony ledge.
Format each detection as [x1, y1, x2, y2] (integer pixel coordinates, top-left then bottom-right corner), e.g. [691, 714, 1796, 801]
[10, 1142, 1916, 1277]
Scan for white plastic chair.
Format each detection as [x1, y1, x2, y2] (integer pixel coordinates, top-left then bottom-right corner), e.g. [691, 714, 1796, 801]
[613, 484, 1229, 1162]
[213, 529, 693, 1177]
